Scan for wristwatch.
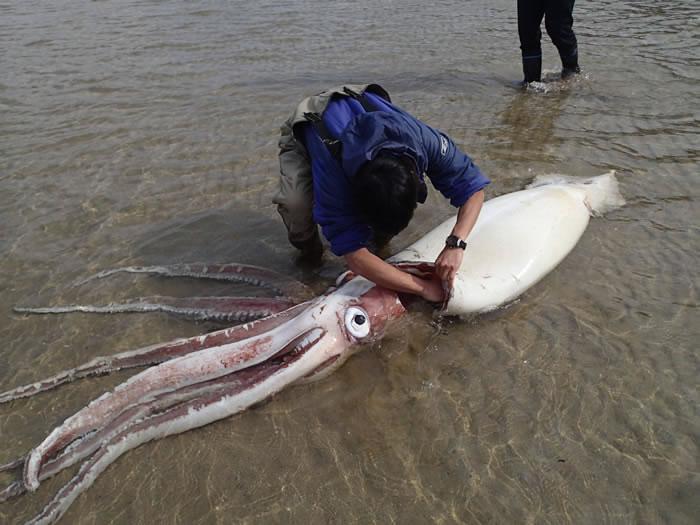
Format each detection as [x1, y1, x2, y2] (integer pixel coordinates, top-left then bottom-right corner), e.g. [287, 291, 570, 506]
[445, 234, 467, 250]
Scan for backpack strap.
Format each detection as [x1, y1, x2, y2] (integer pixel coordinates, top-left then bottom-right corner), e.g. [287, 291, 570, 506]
[303, 111, 342, 160]
[305, 89, 381, 161]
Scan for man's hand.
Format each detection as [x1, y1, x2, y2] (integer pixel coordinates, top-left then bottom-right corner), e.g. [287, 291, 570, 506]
[419, 275, 446, 303]
[345, 248, 447, 303]
[435, 246, 464, 287]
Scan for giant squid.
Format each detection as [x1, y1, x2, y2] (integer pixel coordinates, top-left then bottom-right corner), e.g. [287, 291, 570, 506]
[0, 172, 624, 524]
[1, 261, 437, 525]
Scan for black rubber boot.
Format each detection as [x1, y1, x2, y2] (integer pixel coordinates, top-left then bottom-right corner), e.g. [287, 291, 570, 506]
[522, 56, 542, 84]
[561, 49, 580, 79]
[291, 229, 324, 262]
[561, 63, 581, 79]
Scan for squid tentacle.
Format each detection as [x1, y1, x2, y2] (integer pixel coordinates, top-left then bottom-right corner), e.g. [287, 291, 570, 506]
[50, 354, 296, 474]
[0, 457, 24, 473]
[1, 366, 276, 504]
[23, 302, 320, 491]
[24, 397, 240, 523]
[72, 263, 314, 300]
[0, 302, 311, 405]
[0, 459, 25, 503]
[0, 481, 23, 504]
[24, 328, 326, 525]
[14, 295, 298, 323]
[0, 458, 25, 502]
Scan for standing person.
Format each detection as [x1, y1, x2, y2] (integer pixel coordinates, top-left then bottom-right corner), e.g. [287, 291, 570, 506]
[518, 0, 581, 83]
[273, 84, 490, 303]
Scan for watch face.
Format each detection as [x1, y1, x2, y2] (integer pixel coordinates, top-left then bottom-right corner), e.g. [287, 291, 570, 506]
[446, 235, 465, 249]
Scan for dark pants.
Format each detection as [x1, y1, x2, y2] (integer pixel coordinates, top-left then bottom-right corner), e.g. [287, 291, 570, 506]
[518, 0, 578, 80]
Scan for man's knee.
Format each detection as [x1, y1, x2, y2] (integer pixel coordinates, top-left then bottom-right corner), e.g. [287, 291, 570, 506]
[545, 18, 573, 41]
[276, 201, 315, 239]
[544, 3, 576, 49]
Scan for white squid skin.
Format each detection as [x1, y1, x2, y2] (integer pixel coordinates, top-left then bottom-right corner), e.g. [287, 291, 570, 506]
[21, 275, 406, 499]
[392, 171, 624, 315]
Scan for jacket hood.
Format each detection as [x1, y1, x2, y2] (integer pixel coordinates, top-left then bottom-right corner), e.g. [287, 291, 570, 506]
[339, 111, 426, 177]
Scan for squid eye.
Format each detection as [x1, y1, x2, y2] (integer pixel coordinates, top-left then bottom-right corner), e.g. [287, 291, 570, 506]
[344, 307, 371, 339]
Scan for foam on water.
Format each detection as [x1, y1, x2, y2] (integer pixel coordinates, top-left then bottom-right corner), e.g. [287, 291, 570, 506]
[523, 68, 590, 94]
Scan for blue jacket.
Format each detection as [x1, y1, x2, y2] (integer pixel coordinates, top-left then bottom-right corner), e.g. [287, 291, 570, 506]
[302, 92, 490, 256]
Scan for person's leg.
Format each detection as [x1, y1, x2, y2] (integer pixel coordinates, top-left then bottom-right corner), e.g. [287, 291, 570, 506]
[277, 200, 323, 256]
[275, 186, 323, 259]
[518, 0, 546, 82]
[544, 0, 580, 78]
[274, 122, 323, 258]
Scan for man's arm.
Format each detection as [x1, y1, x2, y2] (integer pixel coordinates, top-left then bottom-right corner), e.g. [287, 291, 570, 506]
[344, 248, 445, 303]
[435, 189, 485, 284]
[415, 122, 488, 285]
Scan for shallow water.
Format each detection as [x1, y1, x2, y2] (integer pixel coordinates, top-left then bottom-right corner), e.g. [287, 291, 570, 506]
[1, 0, 698, 523]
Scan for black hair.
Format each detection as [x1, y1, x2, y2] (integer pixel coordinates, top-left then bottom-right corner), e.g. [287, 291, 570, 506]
[352, 153, 419, 236]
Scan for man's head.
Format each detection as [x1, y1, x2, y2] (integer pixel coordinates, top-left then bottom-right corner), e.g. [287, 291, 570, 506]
[352, 153, 419, 236]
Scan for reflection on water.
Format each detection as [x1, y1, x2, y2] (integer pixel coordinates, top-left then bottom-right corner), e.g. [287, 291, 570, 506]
[1, 0, 698, 523]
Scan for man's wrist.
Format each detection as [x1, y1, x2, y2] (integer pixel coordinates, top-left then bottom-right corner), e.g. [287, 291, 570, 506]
[445, 234, 467, 250]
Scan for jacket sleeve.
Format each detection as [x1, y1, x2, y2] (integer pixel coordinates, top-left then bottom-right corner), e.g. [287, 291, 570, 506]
[420, 124, 490, 207]
[318, 215, 373, 256]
